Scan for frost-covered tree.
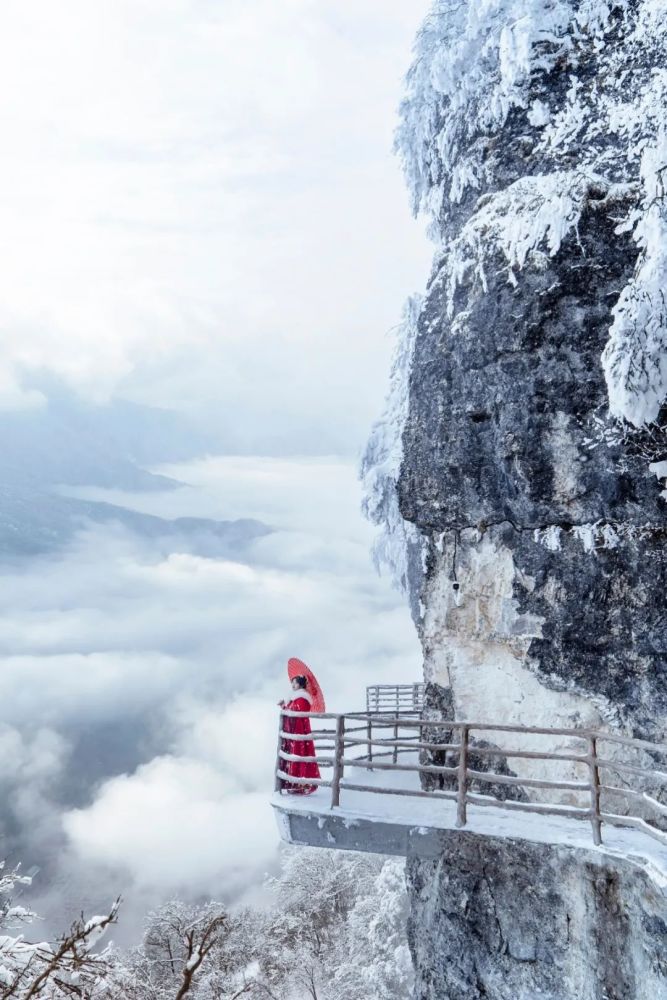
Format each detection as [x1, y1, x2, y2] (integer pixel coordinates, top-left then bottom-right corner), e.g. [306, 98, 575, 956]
[0, 863, 35, 932]
[106, 899, 260, 1000]
[0, 849, 412, 1000]
[244, 849, 412, 1000]
[104, 849, 412, 1000]
[259, 849, 380, 1000]
[395, 0, 667, 430]
[329, 859, 412, 1000]
[0, 861, 117, 1000]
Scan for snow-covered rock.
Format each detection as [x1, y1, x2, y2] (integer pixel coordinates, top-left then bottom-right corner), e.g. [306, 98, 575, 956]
[407, 833, 667, 1000]
[396, 0, 667, 429]
[391, 0, 667, 746]
[364, 1, 667, 996]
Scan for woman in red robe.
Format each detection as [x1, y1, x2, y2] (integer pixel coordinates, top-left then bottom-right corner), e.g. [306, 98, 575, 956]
[280, 675, 320, 794]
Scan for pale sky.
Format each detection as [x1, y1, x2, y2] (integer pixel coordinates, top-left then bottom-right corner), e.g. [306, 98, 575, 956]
[0, 0, 432, 453]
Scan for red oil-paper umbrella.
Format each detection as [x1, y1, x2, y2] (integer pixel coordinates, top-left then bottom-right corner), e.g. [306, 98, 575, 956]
[287, 657, 326, 713]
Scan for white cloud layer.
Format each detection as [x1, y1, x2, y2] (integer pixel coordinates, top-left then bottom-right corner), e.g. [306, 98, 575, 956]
[1, 457, 420, 932]
[65, 756, 276, 893]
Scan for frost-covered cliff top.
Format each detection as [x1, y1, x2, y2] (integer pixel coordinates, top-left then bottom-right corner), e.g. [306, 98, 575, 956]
[396, 0, 667, 428]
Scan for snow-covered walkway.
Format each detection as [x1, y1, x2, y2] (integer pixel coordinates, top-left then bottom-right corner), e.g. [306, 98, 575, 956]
[273, 757, 667, 890]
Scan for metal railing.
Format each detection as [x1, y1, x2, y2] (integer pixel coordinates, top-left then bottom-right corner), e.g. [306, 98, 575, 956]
[274, 711, 667, 849]
[365, 683, 424, 715]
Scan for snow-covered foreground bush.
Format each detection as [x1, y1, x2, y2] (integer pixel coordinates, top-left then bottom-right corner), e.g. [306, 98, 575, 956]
[1, 850, 412, 1000]
[0, 862, 117, 999]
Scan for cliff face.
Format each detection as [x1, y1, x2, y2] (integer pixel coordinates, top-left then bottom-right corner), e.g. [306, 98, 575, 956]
[404, 203, 667, 740]
[406, 835, 667, 1000]
[393, 0, 667, 742]
[365, 2, 667, 996]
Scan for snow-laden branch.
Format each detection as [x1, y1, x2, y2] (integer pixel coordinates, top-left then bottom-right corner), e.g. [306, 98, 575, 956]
[396, 0, 576, 217]
[440, 171, 634, 311]
[0, 904, 118, 1000]
[0, 861, 118, 1000]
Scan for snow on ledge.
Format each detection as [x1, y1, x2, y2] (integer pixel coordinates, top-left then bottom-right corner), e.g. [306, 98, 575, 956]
[272, 788, 667, 891]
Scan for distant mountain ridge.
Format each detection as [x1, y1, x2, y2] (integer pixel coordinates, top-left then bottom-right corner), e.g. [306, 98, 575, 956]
[0, 386, 269, 558]
[0, 387, 222, 492]
[0, 484, 269, 557]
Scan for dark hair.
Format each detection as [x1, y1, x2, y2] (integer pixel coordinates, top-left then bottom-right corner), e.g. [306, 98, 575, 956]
[292, 675, 308, 689]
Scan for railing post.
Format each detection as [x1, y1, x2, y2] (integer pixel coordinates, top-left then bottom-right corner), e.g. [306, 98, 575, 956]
[331, 715, 345, 808]
[367, 715, 373, 770]
[274, 709, 284, 793]
[393, 714, 399, 764]
[588, 735, 602, 846]
[456, 724, 469, 828]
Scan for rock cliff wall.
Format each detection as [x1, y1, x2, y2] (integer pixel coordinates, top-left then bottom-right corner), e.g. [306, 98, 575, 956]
[407, 834, 667, 1000]
[364, 2, 667, 996]
[393, 0, 667, 743]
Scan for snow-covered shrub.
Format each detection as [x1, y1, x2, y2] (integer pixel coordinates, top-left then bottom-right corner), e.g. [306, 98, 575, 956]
[0, 861, 117, 999]
[602, 130, 667, 427]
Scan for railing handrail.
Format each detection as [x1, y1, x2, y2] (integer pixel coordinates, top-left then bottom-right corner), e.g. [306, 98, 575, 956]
[275, 709, 667, 851]
[366, 683, 424, 715]
[365, 683, 425, 691]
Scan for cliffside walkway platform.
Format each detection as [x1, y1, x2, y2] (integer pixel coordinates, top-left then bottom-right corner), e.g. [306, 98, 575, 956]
[272, 701, 667, 881]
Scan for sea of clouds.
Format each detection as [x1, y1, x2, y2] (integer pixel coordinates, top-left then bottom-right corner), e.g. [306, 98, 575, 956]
[0, 455, 420, 940]
[0, 0, 432, 942]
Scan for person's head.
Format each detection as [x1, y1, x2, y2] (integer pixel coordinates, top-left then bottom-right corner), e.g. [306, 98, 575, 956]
[291, 675, 308, 691]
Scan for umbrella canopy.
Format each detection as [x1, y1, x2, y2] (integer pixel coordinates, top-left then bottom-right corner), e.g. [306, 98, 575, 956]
[287, 657, 326, 713]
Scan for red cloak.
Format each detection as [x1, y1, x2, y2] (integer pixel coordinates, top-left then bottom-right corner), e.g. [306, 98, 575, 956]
[281, 691, 320, 795]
